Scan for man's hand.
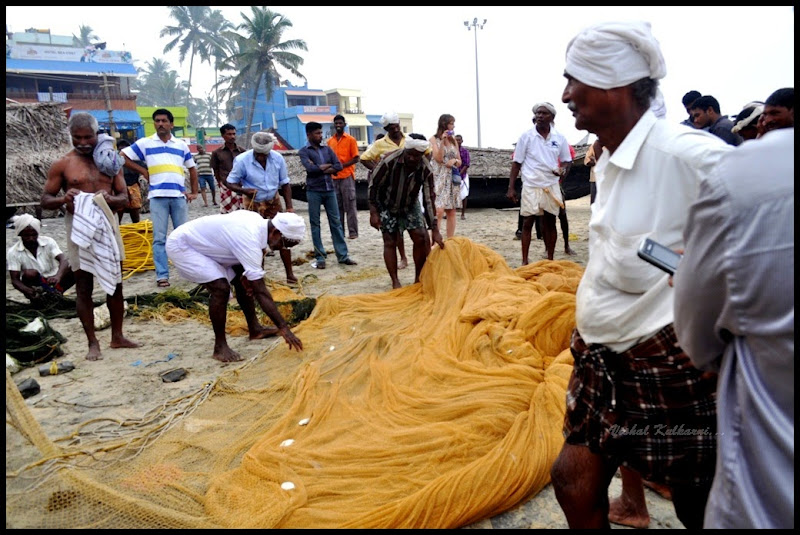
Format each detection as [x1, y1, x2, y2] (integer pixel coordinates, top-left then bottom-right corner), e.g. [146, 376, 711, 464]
[369, 210, 381, 230]
[185, 192, 198, 202]
[279, 325, 303, 352]
[506, 188, 518, 204]
[64, 188, 82, 213]
[240, 275, 254, 297]
[432, 227, 445, 250]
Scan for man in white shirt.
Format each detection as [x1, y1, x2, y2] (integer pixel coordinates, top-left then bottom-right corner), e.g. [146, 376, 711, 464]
[121, 108, 198, 288]
[674, 126, 794, 528]
[7, 214, 75, 302]
[506, 102, 572, 263]
[548, 21, 732, 529]
[166, 211, 305, 363]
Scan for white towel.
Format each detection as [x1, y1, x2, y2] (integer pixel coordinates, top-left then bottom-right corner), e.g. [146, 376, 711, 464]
[71, 192, 122, 295]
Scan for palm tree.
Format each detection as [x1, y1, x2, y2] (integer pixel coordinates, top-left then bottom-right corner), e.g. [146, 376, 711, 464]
[160, 6, 220, 107]
[203, 10, 235, 125]
[193, 93, 219, 127]
[134, 58, 189, 107]
[72, 25, 99, 48]
[223, 6, 307, 145]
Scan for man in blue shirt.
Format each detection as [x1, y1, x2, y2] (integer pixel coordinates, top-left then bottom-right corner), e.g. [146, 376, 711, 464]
[226, 132, 297, 284]
[298, 122, 357, 269]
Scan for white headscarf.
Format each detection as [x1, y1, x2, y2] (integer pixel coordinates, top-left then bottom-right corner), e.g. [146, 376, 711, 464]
[532, 102, 557, 117]
[404, 136, 430, 152]
[380, 112, 400, 127]
[93, 133, 125, 177]
[251, 132, 275, 154]
[731, 103, 765, 133]
[650, 88, 667, 119]
[13, 214, 41, 236]
[271, 212, 306, 242]
[565, 21, 666, 89]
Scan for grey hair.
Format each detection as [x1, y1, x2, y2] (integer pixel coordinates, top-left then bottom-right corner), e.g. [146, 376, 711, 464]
[68, 112, 99, 133]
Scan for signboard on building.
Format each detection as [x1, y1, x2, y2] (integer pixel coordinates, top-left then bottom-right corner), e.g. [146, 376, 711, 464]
[8, 44, 133, 63]
[303, 106, 333, 113]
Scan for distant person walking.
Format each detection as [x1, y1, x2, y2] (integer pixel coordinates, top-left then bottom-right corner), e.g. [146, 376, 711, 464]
[193, 145, 217, 207]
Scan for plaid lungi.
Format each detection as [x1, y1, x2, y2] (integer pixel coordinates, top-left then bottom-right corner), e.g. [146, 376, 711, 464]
[564, 325, 717, 487]
[219, 183, 242, 213]
[243, 192, 282, 219]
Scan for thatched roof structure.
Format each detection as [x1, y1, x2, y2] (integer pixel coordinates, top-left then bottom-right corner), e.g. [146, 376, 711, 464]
[282, 144, 588, 186]
[6, 102, 72, 216]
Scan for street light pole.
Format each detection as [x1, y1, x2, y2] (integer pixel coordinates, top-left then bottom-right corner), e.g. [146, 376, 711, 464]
[464, 17, 487, 148]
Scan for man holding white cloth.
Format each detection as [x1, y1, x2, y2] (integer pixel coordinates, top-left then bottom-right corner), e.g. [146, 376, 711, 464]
[548, 21, 732, 529]
[506, 102, 572, 263]
[166, 211, 306, 362]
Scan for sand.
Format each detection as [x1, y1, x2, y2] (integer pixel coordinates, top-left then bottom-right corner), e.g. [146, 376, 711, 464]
[6, 195, 684, 529]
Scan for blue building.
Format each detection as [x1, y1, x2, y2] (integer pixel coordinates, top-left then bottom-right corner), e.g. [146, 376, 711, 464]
[231, 82, 413, 150]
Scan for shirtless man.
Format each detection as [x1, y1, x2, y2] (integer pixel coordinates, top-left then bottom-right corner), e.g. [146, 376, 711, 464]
[41, 112, 140, 360]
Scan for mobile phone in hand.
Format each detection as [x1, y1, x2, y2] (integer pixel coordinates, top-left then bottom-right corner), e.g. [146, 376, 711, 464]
[637, 238, 682, 276]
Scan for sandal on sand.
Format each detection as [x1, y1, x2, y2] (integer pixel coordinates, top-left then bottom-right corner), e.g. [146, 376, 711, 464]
[157, 279, 170, 288]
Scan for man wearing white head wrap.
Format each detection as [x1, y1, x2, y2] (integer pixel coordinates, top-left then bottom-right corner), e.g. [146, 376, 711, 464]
[506, 102, 572, 263]
[167, 210, 304, 362]
[226, 130, 297, 283]
[730, 102, 764, 141]
[42, 111, 140, 360]
[552, 21, 734, 530]
[7, 215, 75, 302]
[361, 113, 416, 271]
[368, 133, 444, 288]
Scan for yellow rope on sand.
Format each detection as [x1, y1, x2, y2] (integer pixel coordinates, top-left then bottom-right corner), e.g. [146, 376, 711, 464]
[120, 220, 155, 279]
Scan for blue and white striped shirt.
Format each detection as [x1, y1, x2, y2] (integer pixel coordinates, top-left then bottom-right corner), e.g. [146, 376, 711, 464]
[122, 133, 195, 198]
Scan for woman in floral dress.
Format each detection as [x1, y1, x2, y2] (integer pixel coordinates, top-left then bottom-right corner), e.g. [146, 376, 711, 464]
[429, 114, 462, 239]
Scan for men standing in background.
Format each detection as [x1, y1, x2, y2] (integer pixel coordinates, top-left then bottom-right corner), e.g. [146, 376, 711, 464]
[680, 90, 702, 128]
[689, 95, 743, 145]
[225, 132, 298, 285]
[674, 125, 794, 529]
[550, 21, 731, 529]
[193, 144, 217, 208]
[506, 102, 572, 263]
[299, 121, 357, 270]
[211, 123, 246, 214]
[42, 112, 140, 360]
[456, 134, 471, 220]
[121, 108, 198, 288]
[327, 114, 360, 239]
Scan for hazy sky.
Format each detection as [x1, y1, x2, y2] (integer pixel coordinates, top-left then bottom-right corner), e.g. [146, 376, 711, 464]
[6, 6, 794, 148]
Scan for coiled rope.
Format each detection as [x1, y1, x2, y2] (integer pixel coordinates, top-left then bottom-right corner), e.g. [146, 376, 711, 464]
[120, 220, 155, 279]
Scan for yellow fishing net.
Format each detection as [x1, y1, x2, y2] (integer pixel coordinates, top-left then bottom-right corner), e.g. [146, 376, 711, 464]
[6, 237, 582, 528]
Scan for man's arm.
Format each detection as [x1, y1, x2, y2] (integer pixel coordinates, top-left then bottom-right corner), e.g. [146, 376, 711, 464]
[506, 161, 523, 203]
[246, 277, 303, 351]
[122, 153, 149, 181]
[225, 157, 256, 197]
[280, 183, 293, 212]
[8, 270, 37, 300]
[50, 252, 71, 286]
[186, 167, 199, 201]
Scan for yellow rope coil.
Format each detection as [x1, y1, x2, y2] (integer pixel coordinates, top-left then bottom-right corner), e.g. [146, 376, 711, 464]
[120, 220, 155, 279]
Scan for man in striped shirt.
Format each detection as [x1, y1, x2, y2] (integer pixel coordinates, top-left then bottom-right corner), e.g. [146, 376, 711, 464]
[121, 108, 198, 288]
[193, 144, 217, 207]
[368, 133, 444, 288]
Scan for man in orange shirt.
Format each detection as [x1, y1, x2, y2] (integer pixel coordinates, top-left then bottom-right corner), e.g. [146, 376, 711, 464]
[327, 114, 361, 239]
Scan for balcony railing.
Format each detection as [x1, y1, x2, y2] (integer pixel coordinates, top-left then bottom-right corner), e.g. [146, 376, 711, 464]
[6, 89, 138, 101]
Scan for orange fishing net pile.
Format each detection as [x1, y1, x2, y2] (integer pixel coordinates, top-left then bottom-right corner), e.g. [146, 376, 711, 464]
[6, 237, 582, 528]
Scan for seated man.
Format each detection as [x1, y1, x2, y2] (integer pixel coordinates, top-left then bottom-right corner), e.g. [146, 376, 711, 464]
[166, 211, 306, 363]
[7, 214, 75, 303]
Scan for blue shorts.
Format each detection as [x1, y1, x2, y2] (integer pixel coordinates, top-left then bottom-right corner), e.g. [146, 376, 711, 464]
[198, 174, 216, 191]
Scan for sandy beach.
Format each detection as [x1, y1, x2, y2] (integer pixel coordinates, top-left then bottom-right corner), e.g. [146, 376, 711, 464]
[6, 195, 684, 529]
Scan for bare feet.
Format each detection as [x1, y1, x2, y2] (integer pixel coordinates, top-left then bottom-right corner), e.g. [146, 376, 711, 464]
[391, 280, 402, 289]
[643, 479, 673, 500]
[110, 336, 141, 349]
[213, 346, 244, 363]
[461, 214, 466, 220]
[249, 325, 279, 340]
[609, 496, 650, 529]
[565, 246, 576, 256]
[286, 275, 298, 285]
[398, 258, 408, 270]
[86, 341, 103, 361]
